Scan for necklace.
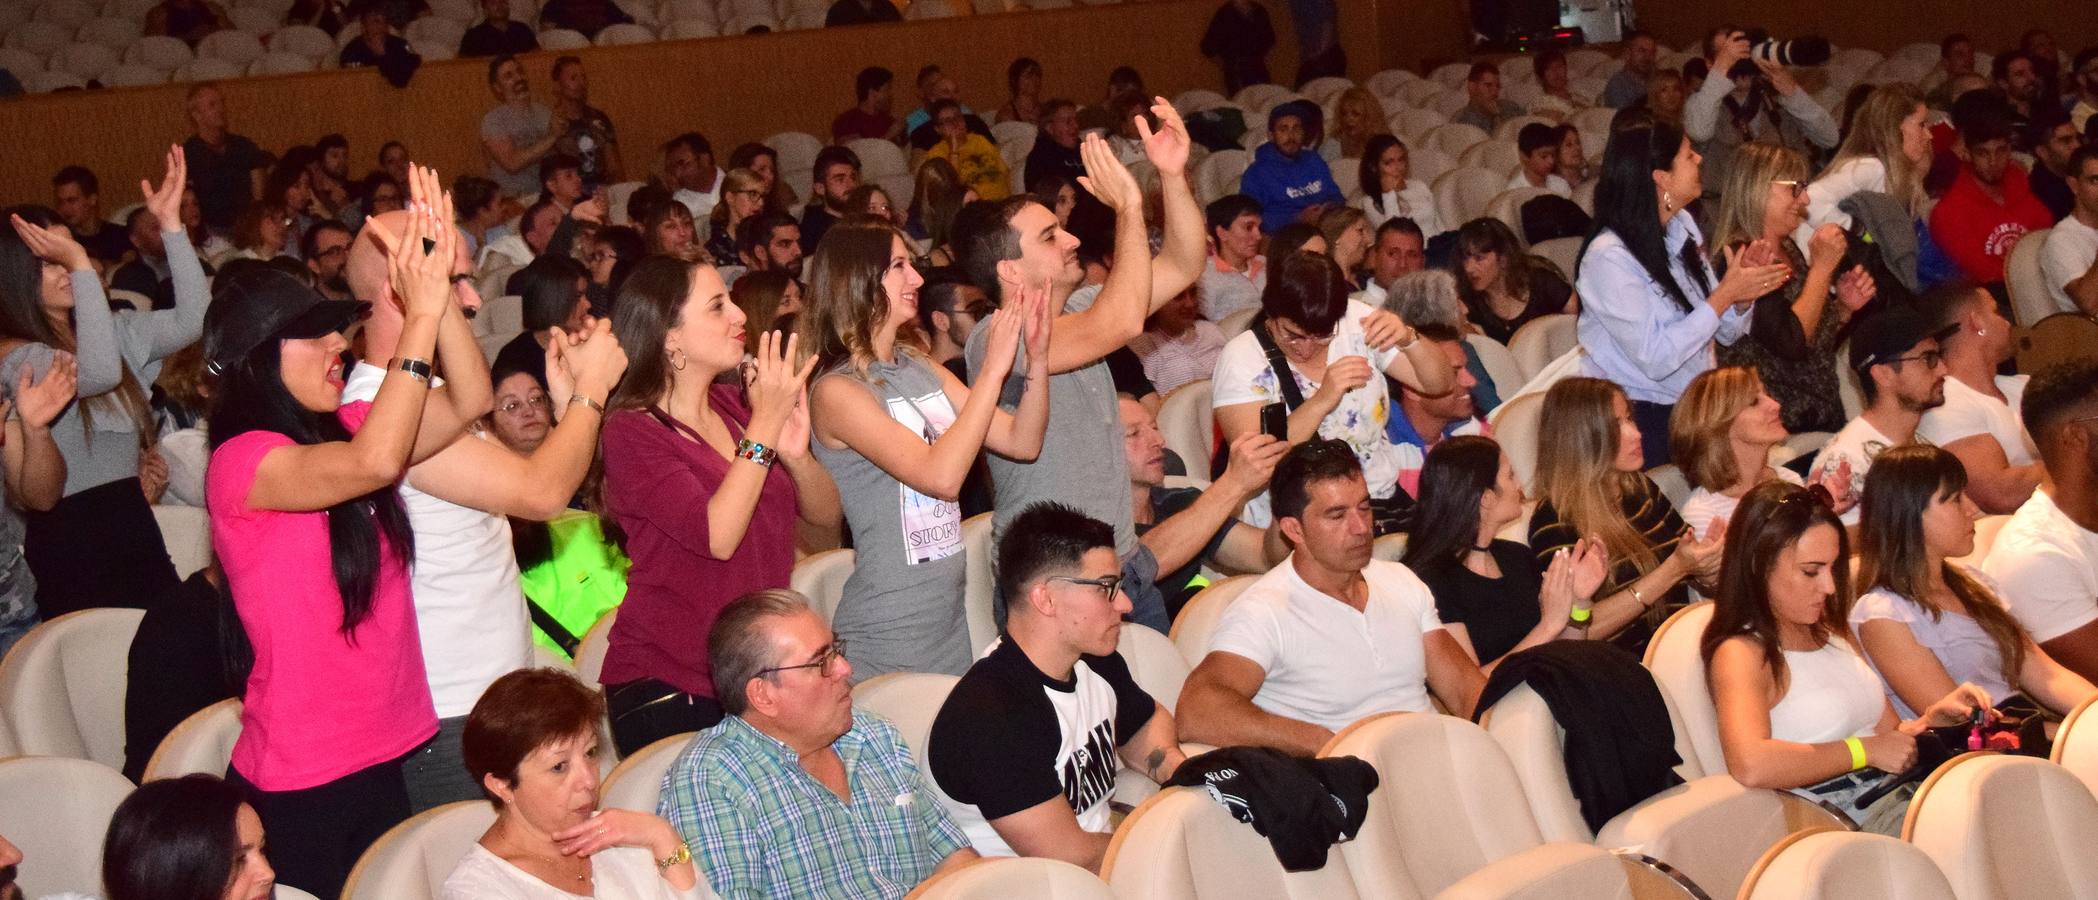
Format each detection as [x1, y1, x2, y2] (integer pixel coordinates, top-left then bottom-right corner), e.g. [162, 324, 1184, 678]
[494, 821, 593, 888]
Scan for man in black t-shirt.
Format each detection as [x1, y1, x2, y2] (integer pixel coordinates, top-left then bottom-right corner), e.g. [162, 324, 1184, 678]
[181, 84, 269, 234]
[927, 503, 1187, 872]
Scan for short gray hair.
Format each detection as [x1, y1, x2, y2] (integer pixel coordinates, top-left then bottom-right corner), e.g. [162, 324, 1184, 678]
[1382, 270, 1463, 330]
[707, 589, 811, 716]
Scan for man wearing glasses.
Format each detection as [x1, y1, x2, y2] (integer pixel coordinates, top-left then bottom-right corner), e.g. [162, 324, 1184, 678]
[663, 589, 979, 898]
[927, 503, 1188, 872]
[1985, 359, 2098, 685]
[1810, 306, 1953, 526]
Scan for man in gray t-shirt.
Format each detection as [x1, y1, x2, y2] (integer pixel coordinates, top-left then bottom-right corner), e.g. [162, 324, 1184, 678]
[479, 54, 560, 197]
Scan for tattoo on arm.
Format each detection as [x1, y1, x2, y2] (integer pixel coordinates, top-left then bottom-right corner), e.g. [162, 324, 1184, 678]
[1145, 748, 1167, 780]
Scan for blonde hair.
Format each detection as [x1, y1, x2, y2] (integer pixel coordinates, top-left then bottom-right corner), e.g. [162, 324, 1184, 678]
[1334, 88, 1389, 139]
[707, 167, 767, 238]
[1535, 377, 1657, 573]
[1707, 143, 1810, 256]
[1670, 367, 1765, 492]
[1826, 84, 1926, 212]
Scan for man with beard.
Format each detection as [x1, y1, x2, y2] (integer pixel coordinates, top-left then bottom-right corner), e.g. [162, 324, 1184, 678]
[737, 211, 803, 279]
[797, 145, 859, 252]
[301, 220, 354, 302]
[1810, 306, 1954, 526]
[479, 54, 561, 198]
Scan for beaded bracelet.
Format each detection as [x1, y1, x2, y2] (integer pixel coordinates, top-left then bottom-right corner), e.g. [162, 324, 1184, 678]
[735, 439, 778, 468]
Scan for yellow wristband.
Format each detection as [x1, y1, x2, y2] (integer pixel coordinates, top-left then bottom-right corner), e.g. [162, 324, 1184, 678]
[1568, 606, 1592, 623]
[1844, 736, 1867, 771]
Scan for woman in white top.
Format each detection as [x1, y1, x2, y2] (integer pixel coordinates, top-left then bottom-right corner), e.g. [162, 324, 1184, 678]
[1802, 84, 1931, 237]
[1852, 445, 2095, 722]
[1354, 135, 1445, 239]
[1704, 480, 1992, 833]
[445, 669, 711, 900]
[1669, 366, 1853, 541]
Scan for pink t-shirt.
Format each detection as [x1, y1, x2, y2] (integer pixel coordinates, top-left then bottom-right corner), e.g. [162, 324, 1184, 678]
[208, 402, 436, 791]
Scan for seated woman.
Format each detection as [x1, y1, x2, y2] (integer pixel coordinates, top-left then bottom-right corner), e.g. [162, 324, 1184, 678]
[1670, 366, 1853, 541]
[102, 774, 276, 900]
[1316, 206, 1372, 291]
[444, 668, 706, 899]
[1451, 218, 1576, 346]
[1529, 377, 1725, 651]
[1355, 135, 1445, 238]
[1704, 479, 1992, 834]
[1400, 435, 1605, 669]
[1852, 445, 2096, 722]
[704, 168, 768, 268]
[728, 271, 802, 357]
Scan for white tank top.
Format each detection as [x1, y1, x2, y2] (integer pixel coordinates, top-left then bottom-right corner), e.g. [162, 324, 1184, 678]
[1767, 637, 1886, 744]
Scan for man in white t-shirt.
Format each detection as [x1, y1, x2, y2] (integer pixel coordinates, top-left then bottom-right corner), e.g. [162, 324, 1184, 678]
[1811, 306, 1951, 525]
[1210, 252, 1453, 529]
[1983, 359, 2098, 684]
[1177, 439, 1487, 756]
[1915, 282, 2043, 512]
[2041, 146, 2098, 316]
[345, 208, 627, 810]
[1508, 123, 1575, 198]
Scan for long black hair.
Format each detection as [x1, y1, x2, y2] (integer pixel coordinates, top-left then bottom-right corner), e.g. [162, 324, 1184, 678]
[102, 774, 251, 900]
[204, 278, 411, 635]
[0, 204, 156, 444]
[1400, 435, 1503, 571]
[1580, 111, 1707, 313]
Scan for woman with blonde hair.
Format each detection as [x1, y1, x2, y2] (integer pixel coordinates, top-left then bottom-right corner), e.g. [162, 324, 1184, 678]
[909, 158, 973, 267]
[1316, 205, 1371, 289]
[704, 167, 769, 267]
[801, 215, 1050, 679]
[1528, 377, 1726, 650]
[1331, 87, 1390, 159]
[1670, 366, 1853, 542]
[1805, 83, 1932, 233]
[1709, 143, 1878, 435]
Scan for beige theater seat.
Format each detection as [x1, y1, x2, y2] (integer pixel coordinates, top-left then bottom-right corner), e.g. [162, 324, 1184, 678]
[792, 547, 856, 623]
[960, 512, 998, 654]
[1433, 841, 1698, 900]
[1740, 829, 1955, 900]
[0, 755, 133, 900]
[1479, 683, 1699, 843]
[1640, 603, 1727, 775]
[1167, 574, 1259, 668]
[1101, 786, 1366, 899]
[852, 672, 962, 803]
[2051, 696, 2098, 797]
[572, 608, 617, 689]
[0, 607, 143, 770]
[1903, 752, 2098, 900]
[142, 696, 242, 781]
[1155, 380, 1216, 480]
[1593, 772, 1846, 897]
[341, 799, 499, 900]
[906, 855, 1114, 899]
[600, 730, 694, 813]
[1117, 621, 1190, 713]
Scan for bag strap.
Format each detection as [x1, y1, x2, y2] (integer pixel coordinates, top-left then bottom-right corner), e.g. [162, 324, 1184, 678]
[1248, 312, 1307, 412]
[526, 595, 581, 656]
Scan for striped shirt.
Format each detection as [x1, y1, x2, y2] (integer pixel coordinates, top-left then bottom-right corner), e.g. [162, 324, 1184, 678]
[660, 712, 970, 900]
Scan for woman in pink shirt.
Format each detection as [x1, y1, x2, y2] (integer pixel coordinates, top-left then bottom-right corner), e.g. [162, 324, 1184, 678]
[202, 170, 489, 898]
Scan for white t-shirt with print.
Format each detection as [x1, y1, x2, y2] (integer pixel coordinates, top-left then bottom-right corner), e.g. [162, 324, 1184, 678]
[1811, 416, 1915, 526]
[1680, 467, 1804, 541]
[2042, 215, 2098, 316]
[1917, 374, 2035, 468]
[1982, 489, 2098, 643]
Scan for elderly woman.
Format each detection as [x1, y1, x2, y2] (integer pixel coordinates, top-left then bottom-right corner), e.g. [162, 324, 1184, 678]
[444, 668, 708, 898]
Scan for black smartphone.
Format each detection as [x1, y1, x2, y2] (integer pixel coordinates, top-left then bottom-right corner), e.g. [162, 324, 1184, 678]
[1259, 402, 1288, 441]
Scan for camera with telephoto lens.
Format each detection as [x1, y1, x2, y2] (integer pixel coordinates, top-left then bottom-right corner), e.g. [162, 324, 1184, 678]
[1727, 28, 1833, 78]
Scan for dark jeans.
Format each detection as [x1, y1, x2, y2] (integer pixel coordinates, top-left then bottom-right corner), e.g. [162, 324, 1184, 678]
[26, 477, 179, 620]
[606, 678, 724, 758]
[229, 748, 415, 900]
[402, 715, 483, 812]
[1629, 399, 1676, 470]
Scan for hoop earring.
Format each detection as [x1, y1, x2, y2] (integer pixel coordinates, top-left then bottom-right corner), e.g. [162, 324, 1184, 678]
[669, 349, 688, 372]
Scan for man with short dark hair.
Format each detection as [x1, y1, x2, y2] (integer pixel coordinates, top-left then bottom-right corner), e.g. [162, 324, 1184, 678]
[480, 55, 561, 197]
[1453, 62, 1527, 133]
[1386, 323, 1484, 501]
[662, 589, 978, 897]
[1238, 100, 1339, 233]
[548, 55, 621, 189]
[834, 66, 900, 143]
[300, 219, 353, 301]
[110, 208, 175, 309]
[824, 0, 898, 26]
[916, 267, 985, 380]
[799, 145, 860, 252]
[2042, 146, 2098, 316]
[928, 503, 1189, 871]
[1121, 398, 1284, 617]
[1994, 51, 2043, 142]
[1983, 360, 2098, 685]
[738, 210, 803, 278]
[1024, 99, 1085, 189]
[2028, 108, 2085, 220]
[1809, 306, 1953, 526]
[1198, 194, 1266, 319]
[458, 0, 538, 57]
[1915, 281, 2042, 513]
[663, 132, 723, 223]
[182, 83, 268, 234]
[1603, 30, 1659, 109]
[1176, 438, 1487, 755]
[51, 166, 131, 264]
[1353, 217, 1425, 307]
[2070, 47, 2098, 134]
[1928, 93, 2053, 286]
[1508, 123, 1571, 196]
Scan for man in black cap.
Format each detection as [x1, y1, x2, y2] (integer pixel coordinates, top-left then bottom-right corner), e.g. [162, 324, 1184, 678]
[1808, 305, 1953, 525]
[1238, 99, 1340, 233]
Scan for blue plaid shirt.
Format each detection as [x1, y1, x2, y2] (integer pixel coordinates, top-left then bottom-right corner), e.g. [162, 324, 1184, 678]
[659, 711, 971, 899]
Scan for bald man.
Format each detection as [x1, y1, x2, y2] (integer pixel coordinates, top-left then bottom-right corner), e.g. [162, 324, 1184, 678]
[344, 204, 628, 810]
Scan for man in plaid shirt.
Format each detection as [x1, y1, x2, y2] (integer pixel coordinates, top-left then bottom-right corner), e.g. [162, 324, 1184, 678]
[659, 590, 978, 898]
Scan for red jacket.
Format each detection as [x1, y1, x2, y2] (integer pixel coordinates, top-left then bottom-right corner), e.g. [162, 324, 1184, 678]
[1928, 163, 2055, 284]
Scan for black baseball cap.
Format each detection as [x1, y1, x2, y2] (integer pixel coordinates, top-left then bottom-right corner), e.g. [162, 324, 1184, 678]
[203, 267, 368, 374]
[1848, 305, 1957, 372]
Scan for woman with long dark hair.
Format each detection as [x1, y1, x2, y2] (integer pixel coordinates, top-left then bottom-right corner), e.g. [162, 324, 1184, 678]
[1573, 110, 1789, 466]
[1450, 218, 1577, 344]
[1703, 480, 1992, 834]
[1354, 134, 1444, 237]
[103, 774, 275, 900]
[803, 216, 1049, 678]
[1852, 445, 2094, 719]
[0, 146, 200, 621]
[204, 168, 481, 896]
[1400, 435, 1604, 668]
[595, 255, 841, 756]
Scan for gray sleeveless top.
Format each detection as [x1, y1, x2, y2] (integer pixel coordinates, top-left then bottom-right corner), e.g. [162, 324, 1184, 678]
[811, 355, 971, 680]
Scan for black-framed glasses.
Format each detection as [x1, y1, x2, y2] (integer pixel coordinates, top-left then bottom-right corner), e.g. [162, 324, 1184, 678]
[757, 640, 849, 678]
[1891, 349, 1944, 368]
[1048, 574, 1123, 599]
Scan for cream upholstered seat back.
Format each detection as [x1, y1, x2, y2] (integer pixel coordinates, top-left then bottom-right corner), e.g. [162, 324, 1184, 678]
[1640, 602, 1727, 776]
[1101, 786, 1366, 900]
[2051, 696, 2098, 797]
[1741, 830, 1956, 900]
[792, 547, 856, 623]
[0, 606, 143, 770]
[341, 800, 499, 900]
[1167, 574, 1260, 668]
[960, 512, 998, 654]
[1435, 841, 1699, 900]
[1594, 773, 1846, 898]
[600, 731, 695, 813]
[852, 672, 962, 809]
[1155, 380, 1215, 481]
[572, 608, 617, 689]
[906, 856, 1114, 899]
[1903, 753, 2098, 900]
[1478, 682, 1599, 843]
[0, 755, 133, 900]
[142, 697, 243, 782]
[1116, 621, 1190, 714]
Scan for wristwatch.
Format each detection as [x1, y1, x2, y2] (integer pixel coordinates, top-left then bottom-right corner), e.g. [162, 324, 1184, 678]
[657, 842, 691, 872]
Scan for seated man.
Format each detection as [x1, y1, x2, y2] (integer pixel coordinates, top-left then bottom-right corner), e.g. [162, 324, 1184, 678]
[1176, 438, 1487, 756]
[1810, 306, 1950, 525]
[2043, 146, 2098, 317]
[928, 503, 1189, 871]
[1915, 281, 2043, 513]
[1239, 101, 1341, 233]
[1983, 359, 2098, 684]
[1121, 397, 1285, 619]
[1452, 63, 1528, 133]
[1386, 323, 1485, 502]
[661, 589, 978, 898]
[1198, 194, 1267, 321]
[1927, 93, 2053, 287]
[1507, 123, 1573, 197]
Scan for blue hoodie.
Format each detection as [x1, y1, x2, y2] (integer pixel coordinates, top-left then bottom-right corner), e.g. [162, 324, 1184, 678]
[1239, 142, 1342, 233]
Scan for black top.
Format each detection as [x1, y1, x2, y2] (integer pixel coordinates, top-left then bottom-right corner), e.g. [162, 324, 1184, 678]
[110, 259, 172, 310]
[1025, 137, 1085, 189]
[1528, 474, 1686, 654]
[1105, 345, 1157, 400]
[824, 0, 899, 26]
[183, 133, 268, 231]
[71, 223, 133, 264]
[339, 34, 419, 69]
[1200, 0, 1275, 59]
[537, 0, 632, 38]
[928, 637, 1155, 822]
[1463, 265, 1574, 346]
[1714, 239, 1846, 434]
[798, 205, 839, 255]
[2031, 162, 2074, 222]
[1411, 539, 1542, 664]
[1138, 486, 1233, 622]
[458, 19, 539, 57]
[123, 570, 243, 782]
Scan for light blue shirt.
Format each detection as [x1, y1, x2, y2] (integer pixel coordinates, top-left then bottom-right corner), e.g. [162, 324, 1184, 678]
[1575, 212, 1750, 404]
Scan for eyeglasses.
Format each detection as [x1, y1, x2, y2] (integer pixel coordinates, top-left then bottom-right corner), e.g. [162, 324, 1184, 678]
[757, 640, 849, 678]
[1271, 321, 1334, 351]
[1890, 349, 1945, 368]
[315, 245, 349, 258]
[496, 393, 551, 415]
[1047, 574, 1124, 599]
[1771, 179, 1803, 193]
[587, 249, 619, 264]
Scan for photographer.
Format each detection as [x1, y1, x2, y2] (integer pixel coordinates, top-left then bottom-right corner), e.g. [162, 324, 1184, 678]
[1686, 27, 1839, 202]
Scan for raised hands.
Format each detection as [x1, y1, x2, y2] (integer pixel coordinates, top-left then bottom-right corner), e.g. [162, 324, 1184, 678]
[8, 214, 90, 273]
[1076, 132, 1143, 214]
[1136, 96, 1192, 178]
[552, 318, 627, 402]
[1715, 240, 1792, 311]
[1359, 308, 1416, 352]
[1565, 536, 1608, 602]
[1753, 57, 1800, 96]
[1677, 516, 1727, 582]
[745, 329, 819, 439]
[1217, 431, 1288, 499]
[1812, 458, 1857, 516]
[12, 352, 77, 430]
[1018, 282, 1052, 374]
[1312, 355, 1372, 402]
[140, 144, 188, 229]
[1805, 224, 1847, 272]
[364, 164, 461, 321]
[976, 286, 1045, 386]
[1835, 265, 1877, 313]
